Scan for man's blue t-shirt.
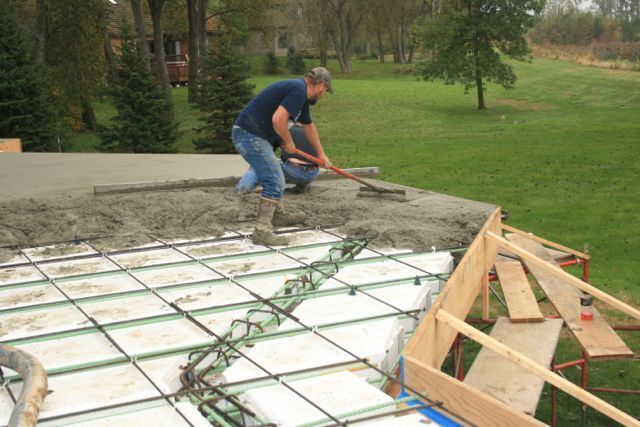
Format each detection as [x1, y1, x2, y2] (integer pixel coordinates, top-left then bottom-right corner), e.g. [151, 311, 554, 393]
[235, 79, 312, 144]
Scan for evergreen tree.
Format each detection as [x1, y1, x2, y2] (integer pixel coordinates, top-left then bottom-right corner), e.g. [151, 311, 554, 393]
[99, 24, 179, 153]
[416, 0, 544, 109]
[264, 50, 280, 74]
[194, 33, 254, 153]
[287, 46, 306, 74]
[0, 6, 60, 151]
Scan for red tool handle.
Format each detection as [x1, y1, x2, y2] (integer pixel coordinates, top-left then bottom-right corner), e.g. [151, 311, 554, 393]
[293, 149, 381, 191]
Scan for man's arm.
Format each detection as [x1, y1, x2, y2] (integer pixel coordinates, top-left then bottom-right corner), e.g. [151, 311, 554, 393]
[272, 106, 295, 153]
[302, 123, 331, 168]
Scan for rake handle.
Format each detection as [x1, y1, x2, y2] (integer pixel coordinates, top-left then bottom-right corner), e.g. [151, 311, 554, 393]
[292, 149, 382, 191]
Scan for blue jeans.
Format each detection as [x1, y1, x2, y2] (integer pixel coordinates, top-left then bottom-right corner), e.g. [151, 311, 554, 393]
[232, 126, 285, 200]
[235, 160, 320, 193]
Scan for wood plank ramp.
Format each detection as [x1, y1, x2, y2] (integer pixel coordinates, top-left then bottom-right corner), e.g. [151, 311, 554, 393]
[495, 259, 544, 323]
[463, 317, 564, 415]
[506, 233, 633, 360]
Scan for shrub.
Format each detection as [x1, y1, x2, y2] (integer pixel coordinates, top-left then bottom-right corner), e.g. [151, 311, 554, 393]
[287, 46, 306, 74]
[264, 51, 279, 74]
[99, 25, 178, 153]
[194, 33, 254, 153]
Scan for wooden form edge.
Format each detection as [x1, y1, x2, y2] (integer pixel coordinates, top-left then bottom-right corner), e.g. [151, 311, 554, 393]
[501, 223, 590, 260]
[403, 355, 546, 427]
[93, 167, 381, 195]
[403, 207, 502, 367]
[486, 231, 640, 321]
[435, 309, 640, 427]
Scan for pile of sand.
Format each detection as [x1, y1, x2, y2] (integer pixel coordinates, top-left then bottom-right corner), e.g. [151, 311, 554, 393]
[0, 182, 495, 263]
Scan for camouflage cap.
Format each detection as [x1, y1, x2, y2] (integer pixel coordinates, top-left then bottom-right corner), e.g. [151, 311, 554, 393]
[306, 67, 333, 93]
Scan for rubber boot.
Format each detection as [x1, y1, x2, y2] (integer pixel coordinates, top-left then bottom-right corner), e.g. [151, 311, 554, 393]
[273, 199, 307, 227]
[252, 198, 290, 246]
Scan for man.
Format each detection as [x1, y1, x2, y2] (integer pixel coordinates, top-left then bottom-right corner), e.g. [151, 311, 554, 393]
[234, 124, 321, 195]
[232, 67, 333, 246]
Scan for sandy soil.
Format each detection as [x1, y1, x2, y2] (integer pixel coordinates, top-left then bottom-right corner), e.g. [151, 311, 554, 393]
[0, 181, 496, 263]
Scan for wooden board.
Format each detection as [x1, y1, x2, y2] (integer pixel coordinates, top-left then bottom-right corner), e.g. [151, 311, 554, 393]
[506, 234, 633, 360]
[404, 355, 546, 427]
[463, 317, 563, 415]
[0, 138, 22, 152]
[495, 260, 544, 323]
[437, 309, 640, 427]
[403, 208, 502, 368]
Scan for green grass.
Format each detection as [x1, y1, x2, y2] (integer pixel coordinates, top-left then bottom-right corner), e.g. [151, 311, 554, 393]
[69, 56, 640, 424]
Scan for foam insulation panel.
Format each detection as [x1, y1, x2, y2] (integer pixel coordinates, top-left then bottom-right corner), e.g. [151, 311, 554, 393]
[222, 318, 403, 384]
[0, 283, 66, 310]
[54, 273, 146, 299]
[242, 371, 393, 426]
[22, 242, 98, 262]
[130, 263, 223, 288]
[109, 248, 191, 269]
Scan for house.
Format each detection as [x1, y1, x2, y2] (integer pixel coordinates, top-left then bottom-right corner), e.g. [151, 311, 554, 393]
[248, 0, 315, 56]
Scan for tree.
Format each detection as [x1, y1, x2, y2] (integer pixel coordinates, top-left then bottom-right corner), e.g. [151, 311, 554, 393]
[194, 32, 254, 153]
[0, 5, 60, 151]
[147, 0, 175, 121]
[43, 0, 109, 131]
[416, 0, 544, 109]
[99, 25, 179, 153]
[306, 0, 368, 72]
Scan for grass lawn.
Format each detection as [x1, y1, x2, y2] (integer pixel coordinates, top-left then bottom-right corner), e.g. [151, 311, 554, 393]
[71, 56, 640, 424]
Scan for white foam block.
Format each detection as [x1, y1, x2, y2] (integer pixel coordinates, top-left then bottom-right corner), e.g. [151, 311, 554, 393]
[79, 293, 175, 324]
[131, 263, 222, 288]
[22, 242, 98, 262]
[279, 282, 432, 332]
[10, 364, 160, 419]
[110, 248, 191, 269]
[0, 305, 90, 341]
[11, 332, 121, 373]
[222, 318, 402, 384]
[107, 318, 211, 355]
[205, 253, 302, 277]
[181, 239, 269, 259]
[38, 257, 120, 279]
[243, 371, 393, 427]
[0, 265, 46, 286]
[161, 281, 256, 311]
[0, 283, 65, 310]
[55, 273, 145, 299]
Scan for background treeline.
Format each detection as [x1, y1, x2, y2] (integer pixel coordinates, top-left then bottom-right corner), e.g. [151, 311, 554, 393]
[530, 0, 640, 63]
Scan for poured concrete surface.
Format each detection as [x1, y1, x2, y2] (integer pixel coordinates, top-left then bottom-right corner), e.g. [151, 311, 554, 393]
[0, 152, 247, 201]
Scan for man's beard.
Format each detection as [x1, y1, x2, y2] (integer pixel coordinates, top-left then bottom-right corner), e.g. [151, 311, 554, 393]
[308, 99, 318, 105]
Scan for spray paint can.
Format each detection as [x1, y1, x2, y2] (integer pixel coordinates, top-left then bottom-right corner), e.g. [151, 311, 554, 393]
[580, 292, 593, 320]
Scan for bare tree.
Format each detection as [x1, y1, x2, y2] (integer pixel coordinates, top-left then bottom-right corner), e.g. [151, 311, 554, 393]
[331, 0, 368, 72]
[130, 0, 152, 70]
[147, 0, 175, 121]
